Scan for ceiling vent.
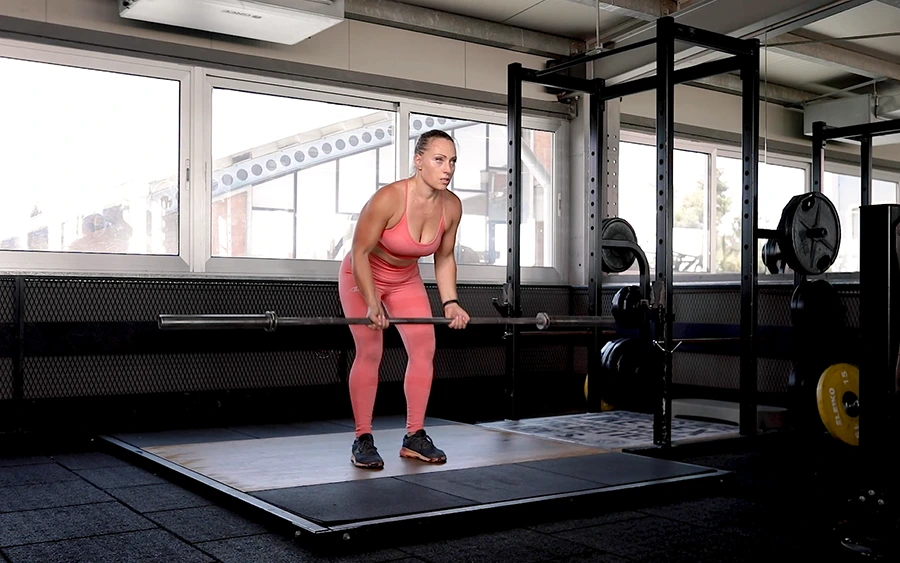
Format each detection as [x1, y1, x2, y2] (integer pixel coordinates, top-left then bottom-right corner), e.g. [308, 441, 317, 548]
[119, 0, 344, 45]
[803, 94, 900, 146]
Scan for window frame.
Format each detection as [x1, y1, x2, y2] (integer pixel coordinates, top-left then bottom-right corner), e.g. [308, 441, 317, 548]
[617, 127, 900, 283]
[399, 101, 567, 285]
[197, 67, 567, 284]
[616, 130, 725, 282]
[0, 37, 193, 276]
[197, 71, 399, 280]
[817, 160, 900, 277]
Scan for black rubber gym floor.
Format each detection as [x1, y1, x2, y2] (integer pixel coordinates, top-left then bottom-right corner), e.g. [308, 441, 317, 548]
[97, 417, 723, 536]
[0, 424, 891, 562]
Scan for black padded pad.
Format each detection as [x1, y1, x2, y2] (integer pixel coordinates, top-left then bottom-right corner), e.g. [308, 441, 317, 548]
[253, 478, 477, 524]
[397, 463, 605, 504]
[522, 453, 714, 486]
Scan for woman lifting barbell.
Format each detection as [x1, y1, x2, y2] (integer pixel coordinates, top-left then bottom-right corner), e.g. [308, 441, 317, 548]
[339, 129, 470, 469]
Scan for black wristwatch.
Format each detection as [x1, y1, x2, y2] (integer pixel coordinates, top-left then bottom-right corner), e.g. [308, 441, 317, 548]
[442, 299, 459, 310]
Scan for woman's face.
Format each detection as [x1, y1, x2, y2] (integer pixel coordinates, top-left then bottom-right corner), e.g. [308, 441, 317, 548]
[416, 138, 456, 190]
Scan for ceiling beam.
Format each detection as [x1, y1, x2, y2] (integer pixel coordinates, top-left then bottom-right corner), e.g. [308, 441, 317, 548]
[560, 0, 679, 21]
[686, 73, 822, 105]
[595, 0, 872, 85]
[343, 0, 582, 58]
[770, 30, 900, 82]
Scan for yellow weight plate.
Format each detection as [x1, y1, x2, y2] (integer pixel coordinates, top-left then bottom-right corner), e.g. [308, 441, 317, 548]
[816, 363, 859, 446]
[583, 375, 614, 411]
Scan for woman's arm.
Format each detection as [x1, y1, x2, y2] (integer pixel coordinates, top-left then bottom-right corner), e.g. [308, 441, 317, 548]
[434, 194, 469, 328]
[350, 188, 395, 327]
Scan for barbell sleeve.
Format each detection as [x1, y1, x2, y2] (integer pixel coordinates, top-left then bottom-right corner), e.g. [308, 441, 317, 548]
[157, 312, 618, 332]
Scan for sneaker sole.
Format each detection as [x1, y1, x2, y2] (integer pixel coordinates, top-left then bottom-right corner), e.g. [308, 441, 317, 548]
[350, 455, 383, 469]
[399, 447, 446, 463]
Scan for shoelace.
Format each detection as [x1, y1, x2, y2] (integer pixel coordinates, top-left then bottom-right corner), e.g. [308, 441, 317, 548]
[358, 439, 378, 455]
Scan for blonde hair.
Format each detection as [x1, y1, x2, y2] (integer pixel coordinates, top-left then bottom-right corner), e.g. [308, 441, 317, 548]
[410, 129, 455, 175]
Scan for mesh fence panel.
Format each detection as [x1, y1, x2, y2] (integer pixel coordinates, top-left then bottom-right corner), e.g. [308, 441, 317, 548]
[0, 278, 15, 401]
[0, 358, 11, 401]
[23, 351, 341, 399]
[0, 278, 14, 324]
[23, 277, 343, 323]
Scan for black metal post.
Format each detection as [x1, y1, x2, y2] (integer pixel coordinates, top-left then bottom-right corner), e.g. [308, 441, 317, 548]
[586, 84, 605, 413]
[858, 204, 900, 484]
[536, 38, 657, 78]
[654, 16, 675, 448]
[861, 135, 873, 207]
[520, 68, 596, 94]
[817, 118, 900, 142]
[801, 121, 827, 292]
[600, 56, 743, 102]
[811, 121, 826, 195]
[740, 40, 760, 437]
[507, 63, 524, 420]
[672, 23, 754, 56]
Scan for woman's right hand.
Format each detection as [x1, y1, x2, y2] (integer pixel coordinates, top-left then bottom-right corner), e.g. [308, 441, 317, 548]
[366, 303, 389, 330]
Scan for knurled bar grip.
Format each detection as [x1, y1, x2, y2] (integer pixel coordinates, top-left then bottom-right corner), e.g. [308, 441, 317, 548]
[157, 311, 617, 332]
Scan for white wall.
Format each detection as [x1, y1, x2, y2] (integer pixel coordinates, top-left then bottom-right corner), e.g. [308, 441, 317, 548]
[0, 0, 558, 104]
[620, 84, 900, 163]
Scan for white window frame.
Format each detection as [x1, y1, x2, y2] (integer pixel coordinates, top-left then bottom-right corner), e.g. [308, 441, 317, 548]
[399, 101, 567, 285]
[0, 38, 193, 276]
[616, 130, 723, 283]
[195, 67, 568, 284]
[616, 127, 900, 284]
[197, 70, 399, 281]
[818, 160, 900, 278]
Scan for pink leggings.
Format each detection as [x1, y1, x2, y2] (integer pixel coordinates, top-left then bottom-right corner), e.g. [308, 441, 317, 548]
[339, 253, 435, 437]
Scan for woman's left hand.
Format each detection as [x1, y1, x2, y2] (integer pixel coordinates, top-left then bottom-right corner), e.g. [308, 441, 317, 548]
[444, 303, 470, 329]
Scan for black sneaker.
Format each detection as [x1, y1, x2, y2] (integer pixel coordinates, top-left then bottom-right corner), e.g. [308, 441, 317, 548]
[400, 429, 446, 463]
[351, 433, 384, 469]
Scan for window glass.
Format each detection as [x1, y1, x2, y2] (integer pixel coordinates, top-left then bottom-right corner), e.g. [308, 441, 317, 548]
[618, 141, 710, 273]
[211, 88, 395, 261]
[822, 173, 899, 273]
[409, 115, 555, 267]
[0, 56, 181, 255]
[716, 157, 806, 273]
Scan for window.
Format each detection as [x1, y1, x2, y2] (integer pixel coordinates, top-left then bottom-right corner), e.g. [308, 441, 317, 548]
[210, 87, 395, 261]
[0, 55, 182, 256]
[822, 170, 899, 273]
[408, 114, 555, 268]
[618, 140, 710, 273]
[716, 156, 806, 274]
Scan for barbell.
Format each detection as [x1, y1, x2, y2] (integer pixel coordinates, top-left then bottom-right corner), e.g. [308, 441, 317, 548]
[157, 311, 618, 332]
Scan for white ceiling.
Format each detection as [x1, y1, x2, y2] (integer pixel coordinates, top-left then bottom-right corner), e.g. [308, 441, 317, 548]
[393, 0, 632, 40]
[802, 1, 900, 62]
[392, 1, 900, 104]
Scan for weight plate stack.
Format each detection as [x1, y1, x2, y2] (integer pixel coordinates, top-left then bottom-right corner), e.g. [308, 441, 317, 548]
[777, 192, 841, 276]
[600, 218, 638, 273]
[790, 278, 842, 334]
[598, 337, 654, 412]
[611, 286, 642, 329]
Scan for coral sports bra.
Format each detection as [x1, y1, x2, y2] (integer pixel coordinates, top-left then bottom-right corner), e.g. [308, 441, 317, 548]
[377, 181, 445, 260]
